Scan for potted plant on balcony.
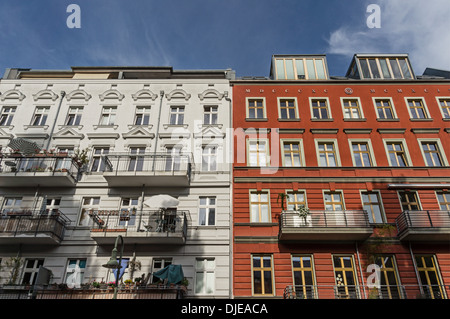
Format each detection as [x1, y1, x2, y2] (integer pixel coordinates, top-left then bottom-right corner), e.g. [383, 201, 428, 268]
[294, 205, 311, 226]
[277, 193, 289, 211]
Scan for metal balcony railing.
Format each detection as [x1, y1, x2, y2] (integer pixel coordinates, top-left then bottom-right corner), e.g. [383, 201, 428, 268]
[102, 153, 192, 176]
[396, 210, 450, 234]
[283, 284, 449, 299]
[88, 209, 188, 237]
[0, 156, 79, 179]
[0, 210, 71, 242]
[280, 210, 372, 228]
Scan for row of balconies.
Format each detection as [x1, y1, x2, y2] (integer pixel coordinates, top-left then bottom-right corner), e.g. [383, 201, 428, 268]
[0, 153, 192, 187]
[0, 208, 448, 245]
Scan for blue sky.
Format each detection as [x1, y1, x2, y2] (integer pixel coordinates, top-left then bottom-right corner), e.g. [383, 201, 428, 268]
[0, 0, 449, 78]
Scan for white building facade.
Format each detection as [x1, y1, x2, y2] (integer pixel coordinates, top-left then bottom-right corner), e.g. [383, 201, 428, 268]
[0, 66, 235, 298]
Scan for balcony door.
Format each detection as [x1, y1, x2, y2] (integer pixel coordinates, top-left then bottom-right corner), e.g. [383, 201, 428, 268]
[165, 146, 182, 172]
[324, 191, 346, 226]
[128, 147, 145, 172]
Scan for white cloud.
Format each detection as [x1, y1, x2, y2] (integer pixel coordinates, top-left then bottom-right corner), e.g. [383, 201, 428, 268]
[327, 0, 450, 74]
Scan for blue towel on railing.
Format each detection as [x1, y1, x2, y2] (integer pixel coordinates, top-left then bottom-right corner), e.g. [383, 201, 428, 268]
[153, 264, 184, 284]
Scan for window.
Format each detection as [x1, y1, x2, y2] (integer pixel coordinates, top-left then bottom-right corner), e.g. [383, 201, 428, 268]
[99, 106, 117, 125]
[203, 105, 218, 125]
[310, 98, 330, 119]
[64, 259, 86, 287]
[246, 98, 265, 119]
[21, 259, 45, 285]
[407, 99, 429, 119]
[151, 258, 172, 283]
[248, 140, 269, 167]
[421, 141, 445, 167]
[333, 256, 358, 299]
[342, 98, 363, 119]
[286, 191, 306, 211]
[357, 57, 413, 79]
[282, 141, 303, 167]
[385, 141, 409, 167]
[199, 197, 216, 226]
[436, 191, 450, 210]
[351, 142, 373, 167]
[134, 106, 151, 125]
[201, 146, 217, 171]
[119, 197, 138, 227]
[0, 106, 15, 126]
[31, 106, 49, 126]
[65, 106, 83, 126]
[373, 255, 402, 299]
[169, 106, 185, 125]
[317, 141, 338, 167]
[437, 98, 450, 119]
[165, 146, 183, 172]
[91, 147, 110, 172]
[45, 197, 61, 215]
[414, 255, 446, 299]
[274, 57, 328, 80]
[128, 147, 145, 171]
[324, 191, 344, 210]
[278, 98, 298, 119]
[55, 147, 75, 171]
[398, 191, 420, 211]
[361, 191, 385, 223]
[2, 197, 22, 213]
[292, 255, 316, 299]
[79, 197, 100, 226]
[252, 255, 273, 296]
[374, 99, 396, 119]
[250, 191, 270, 222]
[195, 258, 215, 295]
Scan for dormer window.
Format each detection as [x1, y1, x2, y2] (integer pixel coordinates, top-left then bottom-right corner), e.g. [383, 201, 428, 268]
[273, 56, 328, 80]
[348, 55, 414, 80]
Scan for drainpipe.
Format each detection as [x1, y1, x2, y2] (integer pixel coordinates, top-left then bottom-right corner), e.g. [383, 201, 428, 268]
[355, 242, 366, 298]
[137, 184, 145, 231]
[152, 90, 164, 171]
[44, 91, 66, 150]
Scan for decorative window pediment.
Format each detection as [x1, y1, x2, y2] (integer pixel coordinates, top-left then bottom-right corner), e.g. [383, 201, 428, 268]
[53, 127, 85, 139]
[122, 127, 155, 139]
[99, 89, 124, 101]
[33, 89, 59, 101]
[132, 89, 158, 101]
[0, 89, 26, 102]
[198, 89, 224, 101]
[165, 89, 191, 101]
[66, 89, 92, 102]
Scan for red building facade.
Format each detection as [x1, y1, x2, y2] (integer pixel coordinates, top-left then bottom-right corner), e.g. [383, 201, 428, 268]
[231, 54, 450, 299]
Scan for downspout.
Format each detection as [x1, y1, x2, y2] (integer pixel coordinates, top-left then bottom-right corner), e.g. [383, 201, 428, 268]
[137, 184, 145, 231]
[44, 91, 66, 150]
[152, 90, 164, 171]
[409, 242, 423, 296]
[355, 242, 366, 298]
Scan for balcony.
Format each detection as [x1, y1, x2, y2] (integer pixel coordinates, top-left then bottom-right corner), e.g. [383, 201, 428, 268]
[0, 156, 79, 187]
[0, 210, 70, 244]
[278, 210, 373, 241]
[396, 210, 450, 242]
[89, 209, 189, 245]
[283, 284, 448, 299]
[102, 153, 192, 187]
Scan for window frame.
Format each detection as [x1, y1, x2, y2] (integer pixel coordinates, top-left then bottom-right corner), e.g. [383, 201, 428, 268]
[65, 106, 83, 126]
[285, 189, 307, 211]
[274, 57, 328, 80]
[436, 97, 450, 119]
[332, 255, 360, 299]
[291, 254, 317, 299]
[397, 190, 422, 211]
[417, 138, 448, 167]
[436, 191, 450, 210]
[323, 190, 345, 211]
[195, 257, 216, 295]
[198, 196, 216, 226]
[251, 254, 275, 296]
[245, 97, 267, 120]
[134, 105, 151, 126]
[348, 139, 377, 167]
[31, 106, 50, 126]
[201, 145, 218, 172]
[315, 139, 341, 167]
[247, 138, 270, 167]
[357, 57, 413, 80]
[383, 139, 412, 167]
[0, 106, 16, 126]
[360, 190, 386, 224]
[414, 255, 447, 299]
[169, 105, 185, 125]
[99, 106, 117, 126]
[404, 97, 431, 120]
[309, 97, 332, 120]
[249, 189, 271, 223]
[340, 97, 365, 120]
[280, 139, 305, 167]
[203, 105, 218, 125]
[277, 97, 299, 120]
[372, 97, 398, 120]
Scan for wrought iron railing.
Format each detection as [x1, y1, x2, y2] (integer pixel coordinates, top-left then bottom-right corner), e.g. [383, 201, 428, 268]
[0, 210, 71, 242]
[88, 209, 188, 237]
[0, 156, 79, 180]
[283, 284, 449, 299]
[280, 210, 371, 229]
[396, 210, 450, 234]
[102, 153, 192, 177]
